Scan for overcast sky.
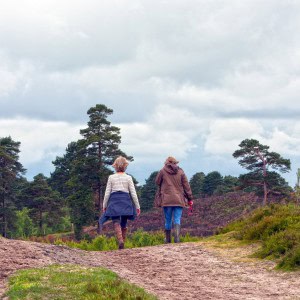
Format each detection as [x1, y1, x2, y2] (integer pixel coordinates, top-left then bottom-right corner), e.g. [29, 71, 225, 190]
[1, 0, 300, 185]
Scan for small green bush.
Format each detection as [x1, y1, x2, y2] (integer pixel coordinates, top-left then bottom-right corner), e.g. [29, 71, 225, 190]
[51, 229, 200, 252]
[91, 235, 118, 251]
[130, 229, 165, 247]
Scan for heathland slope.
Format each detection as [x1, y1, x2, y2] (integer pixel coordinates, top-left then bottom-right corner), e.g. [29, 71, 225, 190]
[87, 192, 261, 238]
[1, 237, 300, 299]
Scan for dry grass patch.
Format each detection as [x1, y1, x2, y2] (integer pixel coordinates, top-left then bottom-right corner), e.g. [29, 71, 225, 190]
[197, 232, 276, 268]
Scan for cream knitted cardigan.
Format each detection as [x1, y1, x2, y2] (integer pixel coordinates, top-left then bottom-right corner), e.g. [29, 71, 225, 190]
[103, 173, 140, 209]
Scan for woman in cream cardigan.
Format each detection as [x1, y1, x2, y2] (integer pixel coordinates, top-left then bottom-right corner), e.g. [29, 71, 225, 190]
[101, 156, 141, 249]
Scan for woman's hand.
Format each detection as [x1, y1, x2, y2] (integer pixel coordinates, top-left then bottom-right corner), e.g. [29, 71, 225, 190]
[102, 207, 106, 212]
[137, 208, 141, 216]
[188, 201, 193, 216]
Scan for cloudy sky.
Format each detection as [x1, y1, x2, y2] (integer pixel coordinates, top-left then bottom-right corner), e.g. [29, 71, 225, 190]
[1, 0, 300, 186]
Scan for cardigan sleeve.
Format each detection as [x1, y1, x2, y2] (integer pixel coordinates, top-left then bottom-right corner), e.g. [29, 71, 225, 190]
[128, 176, 140, 209]
[103, 176, 112, 209]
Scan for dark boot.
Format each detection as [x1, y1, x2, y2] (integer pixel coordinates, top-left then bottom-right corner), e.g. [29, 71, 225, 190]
[121, 227, 127, 243]
[174, 224, 181, 243]
[165, 229, 171, 243]
[114, 223, 124, 249]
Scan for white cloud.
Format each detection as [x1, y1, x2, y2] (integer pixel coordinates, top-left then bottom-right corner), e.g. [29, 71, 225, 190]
[0, 118, 82, 166]
[204, 119, 300, 160]
[119, 104, 206, 163]
[0, 52, 34, 97]
[261, 128, 300, 157]
[204, 119, 264, 155]
[1, 0, 300, 185]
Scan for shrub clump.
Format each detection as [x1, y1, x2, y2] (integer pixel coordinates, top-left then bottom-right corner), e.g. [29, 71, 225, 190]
[53, 229, 200, 251]
[220, 204, 300, 270]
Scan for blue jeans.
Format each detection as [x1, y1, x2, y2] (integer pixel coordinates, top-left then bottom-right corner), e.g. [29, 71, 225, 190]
[163, 207, 183, 230]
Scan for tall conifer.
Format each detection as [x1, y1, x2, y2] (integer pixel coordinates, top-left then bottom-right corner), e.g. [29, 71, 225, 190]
[0, 136, 25, 237]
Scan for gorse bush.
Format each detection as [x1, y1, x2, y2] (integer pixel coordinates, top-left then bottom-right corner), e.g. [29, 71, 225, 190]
[53, 229, 200, 251]
[220, 204, 300, 270]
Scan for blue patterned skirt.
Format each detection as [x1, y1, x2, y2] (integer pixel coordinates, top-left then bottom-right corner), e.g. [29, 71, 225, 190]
[99, 191, 136, 229]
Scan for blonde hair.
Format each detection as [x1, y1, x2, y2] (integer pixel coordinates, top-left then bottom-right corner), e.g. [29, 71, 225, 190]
[112, 156, 129, 172]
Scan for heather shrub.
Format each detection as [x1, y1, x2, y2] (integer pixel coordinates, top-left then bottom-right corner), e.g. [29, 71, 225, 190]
[219, 204, 300, 270]
[277, 245, 300, 270]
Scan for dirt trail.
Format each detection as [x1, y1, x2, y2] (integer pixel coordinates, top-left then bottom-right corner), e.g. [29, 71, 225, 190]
[1, 237, 300, 299]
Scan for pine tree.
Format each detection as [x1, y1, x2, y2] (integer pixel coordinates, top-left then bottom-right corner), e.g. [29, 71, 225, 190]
[20, 174, 64, 235]
[50, 141, 78, 198]
[50, 104, 132, 238]
[233, 139, 291, 205]
[189, 172, 205, 197]
[203, 171, 223, 196]
[140, 171, 158, 211]
[79, 104, 132, 211]
[213, 175, 239, 195]
[239, 171, 292, 199]
[0, 136, 25, 237]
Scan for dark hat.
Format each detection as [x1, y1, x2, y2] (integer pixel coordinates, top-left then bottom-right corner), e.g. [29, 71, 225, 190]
[165, 156, 179, 164]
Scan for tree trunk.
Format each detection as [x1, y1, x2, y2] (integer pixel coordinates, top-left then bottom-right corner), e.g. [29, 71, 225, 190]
[99, 182, 103, 211]
[263, 181, 267, 206]
[1, 196, 6, 238]
[97, 142, 103, 234]
[262, 158, 267, 206]
[39, 209, 43, 234]
[97, 183, 103, 234]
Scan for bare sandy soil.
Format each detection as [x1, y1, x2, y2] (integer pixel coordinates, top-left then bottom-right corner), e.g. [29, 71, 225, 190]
[1, 237, 300, 300]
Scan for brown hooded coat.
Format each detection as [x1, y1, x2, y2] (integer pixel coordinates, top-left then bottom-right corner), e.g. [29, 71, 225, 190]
[155, 162, 193, 207]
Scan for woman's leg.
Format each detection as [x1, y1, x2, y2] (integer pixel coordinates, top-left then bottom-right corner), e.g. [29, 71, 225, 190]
[163, 207, 172, 243]
[120, 216, 128, 228]
[111, 216, 121, 224]
[120, 216, 128, 242]
[112, 217, 124, 249]
[163, 207, 173, 230]
[173, 207, 183, 225]
[173, 207, 183, 243]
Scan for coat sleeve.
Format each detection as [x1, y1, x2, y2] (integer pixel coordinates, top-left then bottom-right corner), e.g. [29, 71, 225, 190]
[155, 170, 163, 186]
[181, 171, 193, 201]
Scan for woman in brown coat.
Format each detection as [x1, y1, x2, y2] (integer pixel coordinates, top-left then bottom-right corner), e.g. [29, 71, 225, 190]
[155, 156, 193, 243]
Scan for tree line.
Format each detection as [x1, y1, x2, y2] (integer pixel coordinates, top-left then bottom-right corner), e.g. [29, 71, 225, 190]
[0, 104, 294, 240]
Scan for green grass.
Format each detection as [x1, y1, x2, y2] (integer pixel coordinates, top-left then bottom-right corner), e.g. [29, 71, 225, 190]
[6, 265, 157, 300]
[53, 229, 200, 251]
[219, 203, 300, 270]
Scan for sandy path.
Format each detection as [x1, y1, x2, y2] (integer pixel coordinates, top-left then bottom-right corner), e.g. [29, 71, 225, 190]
[1, 237, 300, 299]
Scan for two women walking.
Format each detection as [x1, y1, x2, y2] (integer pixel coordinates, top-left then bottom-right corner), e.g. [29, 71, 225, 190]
[101, 155, 193, 249]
